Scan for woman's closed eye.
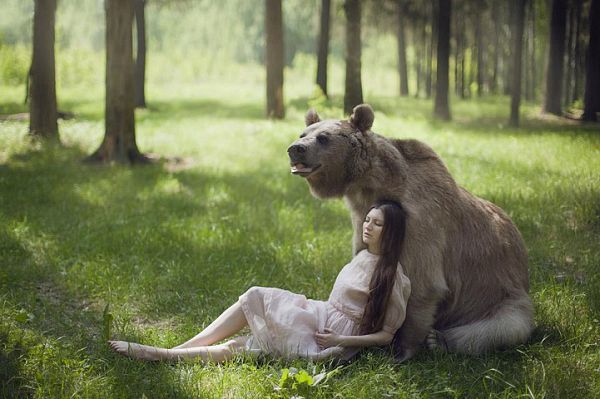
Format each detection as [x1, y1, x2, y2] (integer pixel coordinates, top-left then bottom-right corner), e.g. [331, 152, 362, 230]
[364, 217, 383, 226]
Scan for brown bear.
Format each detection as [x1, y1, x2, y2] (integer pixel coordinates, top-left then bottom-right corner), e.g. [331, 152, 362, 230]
[287, 104, 534, 361]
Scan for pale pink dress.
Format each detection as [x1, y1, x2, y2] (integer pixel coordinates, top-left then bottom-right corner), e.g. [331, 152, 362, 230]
[238, 250, 411, 360]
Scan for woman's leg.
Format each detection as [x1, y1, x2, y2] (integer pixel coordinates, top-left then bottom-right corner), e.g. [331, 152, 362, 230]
[172, 301, 248, 349]
[109, 336, 250, 363]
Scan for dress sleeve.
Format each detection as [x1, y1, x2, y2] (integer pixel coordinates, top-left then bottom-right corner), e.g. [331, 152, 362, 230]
[381, 269, 411, 334]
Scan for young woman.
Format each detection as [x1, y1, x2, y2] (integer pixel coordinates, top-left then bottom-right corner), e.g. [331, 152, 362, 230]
[109, 200, 411, 362]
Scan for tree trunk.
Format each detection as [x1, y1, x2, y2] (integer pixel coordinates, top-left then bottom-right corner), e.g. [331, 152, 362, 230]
[491, 1, 500, 94]
[29, 0, 58, 141]
[434, 0, 451, 120]
[344, 0, 363, 114]
[134, 0, 147, 108]
[89, 0, 144, 164]
[543, 0, 567, 115]
[425, 12, 434, 99]
[582, 0, 600, 121]
[572, 0, 583, 104]
[510, 0, 527, 127]
[504, 1, 513, 95]
[397, 0, 409, 96]
[415, 26, 423, 98]
[265, 0, 285, 119]
[454, 27, 460, 96]
[316, 0, 331, 97]
[460, 28, 466, 99]
[525, 0, 536, 101]
[476, 15, 484, 97]
[564, 1, 576, 107]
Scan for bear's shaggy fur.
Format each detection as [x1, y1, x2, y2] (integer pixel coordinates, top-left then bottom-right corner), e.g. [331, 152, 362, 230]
[288, 104, 534, 360]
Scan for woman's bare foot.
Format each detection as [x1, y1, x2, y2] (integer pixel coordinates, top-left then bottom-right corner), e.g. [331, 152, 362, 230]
[108, 340, 169, 361]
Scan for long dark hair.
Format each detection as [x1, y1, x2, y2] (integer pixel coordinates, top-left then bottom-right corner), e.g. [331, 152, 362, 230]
[359, 200, 407, 335]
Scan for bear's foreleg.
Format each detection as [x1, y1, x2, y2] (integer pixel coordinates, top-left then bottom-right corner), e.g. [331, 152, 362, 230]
[393, 292, 442, 361]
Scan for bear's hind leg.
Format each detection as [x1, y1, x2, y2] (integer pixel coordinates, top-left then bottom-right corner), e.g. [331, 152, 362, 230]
[438, 294, 534, 355]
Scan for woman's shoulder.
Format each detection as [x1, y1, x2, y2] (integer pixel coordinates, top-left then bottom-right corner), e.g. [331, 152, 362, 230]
[352, 249, 379, 265]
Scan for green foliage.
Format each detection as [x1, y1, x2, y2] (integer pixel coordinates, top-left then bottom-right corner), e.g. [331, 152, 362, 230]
[0, 44, 29, 85]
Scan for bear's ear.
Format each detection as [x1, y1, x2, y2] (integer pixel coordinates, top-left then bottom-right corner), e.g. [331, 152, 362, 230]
[305, 109, 321, 126]
[349, 104, 374, 132]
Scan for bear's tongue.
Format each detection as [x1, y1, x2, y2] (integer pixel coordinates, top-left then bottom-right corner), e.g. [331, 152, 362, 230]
[291, 163, 312, 173]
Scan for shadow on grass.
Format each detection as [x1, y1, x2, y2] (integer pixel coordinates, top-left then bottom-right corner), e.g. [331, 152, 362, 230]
[0, 332, 32, 399]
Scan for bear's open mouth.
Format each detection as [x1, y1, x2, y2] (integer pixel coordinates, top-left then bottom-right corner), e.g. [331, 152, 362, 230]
[290, 163, 321, 177]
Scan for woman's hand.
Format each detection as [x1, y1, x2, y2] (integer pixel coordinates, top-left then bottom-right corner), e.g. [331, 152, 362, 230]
[315, 328, 343, 349]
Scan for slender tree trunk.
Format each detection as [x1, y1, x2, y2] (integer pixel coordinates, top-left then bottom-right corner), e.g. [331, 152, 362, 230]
[29, 0, 58, 141]
[524, 6, 531, 101]
[429, 0, 437, 97]
[504, 1, 513, 95]
[89, 0, 144, 164]
[510, 0, 527, 127]
[415, 26, 423, 98]
[316, 0, 331, 97]
[582, 0, 600, 121]
[525, 0, 536, 101]
[543, 0, 567, 115]
[469, 30, 476, 97]
[454, 27, 460, 96]
[434, 0, 451, 120]
[425, 5, 434, 99]
[564, 2, 576, 107]
[397, 0, 409, 96]
[476, 15, 484, 97]
[572, 0, 583, 103]
[491, 1, 500, 94]
[265, 0, 285, 119]
[344, 0, 363, 114]
[460, 29, 466, 99]
[134, 0, 146, 108]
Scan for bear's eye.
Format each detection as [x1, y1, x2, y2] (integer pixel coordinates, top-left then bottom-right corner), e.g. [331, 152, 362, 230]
[317, 135, 329, 145]
[299, 133, 307, 138]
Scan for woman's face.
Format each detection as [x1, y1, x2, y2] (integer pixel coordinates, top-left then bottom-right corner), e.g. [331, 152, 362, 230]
[362, 207, 384, 252]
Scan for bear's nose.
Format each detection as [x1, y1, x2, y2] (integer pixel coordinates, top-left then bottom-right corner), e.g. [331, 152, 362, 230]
[287, 144, 307, 155]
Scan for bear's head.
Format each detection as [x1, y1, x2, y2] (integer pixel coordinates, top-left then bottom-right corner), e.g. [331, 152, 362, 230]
[287, 104, 375, 198]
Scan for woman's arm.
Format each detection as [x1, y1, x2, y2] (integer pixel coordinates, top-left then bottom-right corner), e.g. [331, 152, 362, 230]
[315, 328, 393, 349]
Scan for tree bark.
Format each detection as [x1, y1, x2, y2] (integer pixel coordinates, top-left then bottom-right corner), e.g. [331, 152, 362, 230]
[414, 23, 423, 98]
[397, 0, 409, 96]
[425, 8, 434, 99]
[572, 0, 583, 104]
[564, 1, 578, 107]
[29, 0, 58, 141]
[344, 0, 363, 114]
[265, 0, 285, 119]
[525, 0, 536, 101]
[316, 0, 331, 97]
[134, 0, 147, 108]
[491, 1, 500, 94]
[434, 0, 451, 120]
[543, 0, 568, 115]
[475, 14, 484, 97]
[504, 1, 513, 95]
[89, 0, 145, 164]
[510, 0, 527, 127]
[582, 0, 600, 121]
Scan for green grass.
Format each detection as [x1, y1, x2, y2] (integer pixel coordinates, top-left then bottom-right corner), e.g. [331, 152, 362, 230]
[1, 71, 599, 398]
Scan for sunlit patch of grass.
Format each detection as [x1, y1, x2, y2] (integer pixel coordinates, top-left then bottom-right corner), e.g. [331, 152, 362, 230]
[1, 68, 600, 397]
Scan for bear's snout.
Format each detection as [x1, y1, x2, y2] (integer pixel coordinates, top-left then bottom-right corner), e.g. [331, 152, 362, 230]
[287, 143, 307, 159]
